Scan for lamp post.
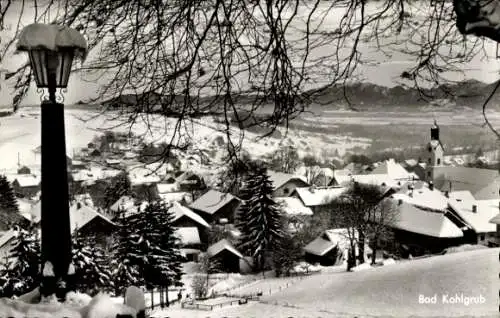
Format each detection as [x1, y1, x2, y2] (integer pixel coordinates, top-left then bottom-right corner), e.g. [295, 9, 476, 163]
[16, 23, 87, 300]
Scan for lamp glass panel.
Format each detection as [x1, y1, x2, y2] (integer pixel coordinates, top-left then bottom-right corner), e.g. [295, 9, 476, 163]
[29, 50, 49, 87]
[28, 50, 75, 88]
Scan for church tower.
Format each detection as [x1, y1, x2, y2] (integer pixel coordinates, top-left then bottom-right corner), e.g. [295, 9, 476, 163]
[425, 120, 444, 182]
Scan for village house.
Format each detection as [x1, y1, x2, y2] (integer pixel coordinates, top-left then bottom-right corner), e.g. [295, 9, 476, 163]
[171, 201, 211, 254]
[267, 171, 310, 197]
[174, 171, 206, 192]
[275, 197, 313, 233]
[11, 175, 41, 198]
[206, 239, 244, 273]
[109, 195, 148, 218]
[304, 228, 366, 266]
[189, 190, 241, 224]
[447, 199, 498, 246]
[292, 186, 347, 213]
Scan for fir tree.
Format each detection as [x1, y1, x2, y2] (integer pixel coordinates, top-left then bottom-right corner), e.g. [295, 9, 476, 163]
[127, 201, 183, 290]
[0, 225, 40, 297]
[110, 211, 143, 296]
[236, 165, 284, 271]
[0, 175, 20, 230]
[104, 171, 131, 209]
[71, 232, 113, 295]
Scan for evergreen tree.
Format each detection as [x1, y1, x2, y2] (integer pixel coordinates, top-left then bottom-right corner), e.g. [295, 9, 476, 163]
[104, 171, 132, 209]
[0, 175, 21, 230]
[110, 211, 143, 296]
[0, 225, 40, 297]
[111, 202, 183, 295]
[236, 165, 284, 271]
[127, 201, 183, 290]
[71, 232, 113, 295]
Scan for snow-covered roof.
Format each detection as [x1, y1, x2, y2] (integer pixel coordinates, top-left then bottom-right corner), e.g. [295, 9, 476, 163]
[189, 190, 240, 215]
[267, 170, 309, 189]
[351, 174, 397, 187]
[157, 183, 180, 194]
[392, 185, 449, 211]
[129, 173, 161, 186]
[448, 200, 498, 233]
[174, 227, 201, 246]
[294, 187, 346, 207]
[13, 175, 40, 187]
[303, 228, 353, 256]
[159, 192, 191, 204]
[170, 202, 210, 228]
[16, 198, 35, 214]
[70, 205, 117, 233]
[370, 159, 412, 180]
[392, 202, 463, 238]
[207, 239, 243, 258]
[275, 197, 313, 216]
[448, 191, 476, 202]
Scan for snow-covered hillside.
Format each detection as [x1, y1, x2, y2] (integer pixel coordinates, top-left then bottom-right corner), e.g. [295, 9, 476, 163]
[0, 108, 369, 173]
[153, 248, 499, 317]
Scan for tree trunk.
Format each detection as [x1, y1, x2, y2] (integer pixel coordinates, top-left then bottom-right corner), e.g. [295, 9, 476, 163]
[358, 230, 365, 264]
[371, 236, 378, 265]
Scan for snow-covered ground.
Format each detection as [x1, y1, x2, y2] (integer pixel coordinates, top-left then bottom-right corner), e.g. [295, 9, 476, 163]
[151, 248, 499, 317]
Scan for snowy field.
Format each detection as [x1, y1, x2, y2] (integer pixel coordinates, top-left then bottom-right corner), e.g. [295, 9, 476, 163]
[151, 248, 499, 318]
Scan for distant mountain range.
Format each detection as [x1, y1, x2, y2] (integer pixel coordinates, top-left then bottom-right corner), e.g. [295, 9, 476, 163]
[98, 79, 500, 111]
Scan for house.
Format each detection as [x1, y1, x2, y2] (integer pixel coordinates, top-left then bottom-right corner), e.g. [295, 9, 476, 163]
[70, 205, 118, 247]
[72, 193, 94, 208]
[175, 227, 203, 262]
[292, 186, 346, 212]
[11, 175, 41, 198]
[109, 195, 148, 218]
[303, 228, 361, 266]
[384, 201, 464, 256]
[275, 197, 313, 233]
[189, 190, 241, 224]
[447, 199, 499, 246]
[370, 159, 414, 181]
[328, 169, 352, 187]
[207, 239, 244, 273]
[156, 182, 180, 194]
[175, 171, 206, 192]
[171, 202, 211, 246]
[267, 171, 310, 197]
[159, 192, 192, 204]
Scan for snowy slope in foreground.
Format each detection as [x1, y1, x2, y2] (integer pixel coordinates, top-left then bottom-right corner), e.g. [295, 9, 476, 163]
[155, 248, 499, 318]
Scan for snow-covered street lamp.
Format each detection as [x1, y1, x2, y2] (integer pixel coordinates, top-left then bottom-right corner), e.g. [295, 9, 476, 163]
[16, 23, 87, 300]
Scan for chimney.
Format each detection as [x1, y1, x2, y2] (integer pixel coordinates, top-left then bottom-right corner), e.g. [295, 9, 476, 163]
[76, 202, 82, 209]
[408, 192, 413, 198]
[472, 205, 477, 213]
[428, 181, 434, 191]
[398, 199, 403, 205]
[444, 191, 449, 198]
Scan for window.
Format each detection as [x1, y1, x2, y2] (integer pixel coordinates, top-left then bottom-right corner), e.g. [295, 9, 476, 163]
[480, 234, 485, 241]
[437, 158, 441, 165]
[428, 158, 431, 164]
[427, 171, 431, 177]
[283, 188, 289, 194]
[428, 146, 432, 152]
